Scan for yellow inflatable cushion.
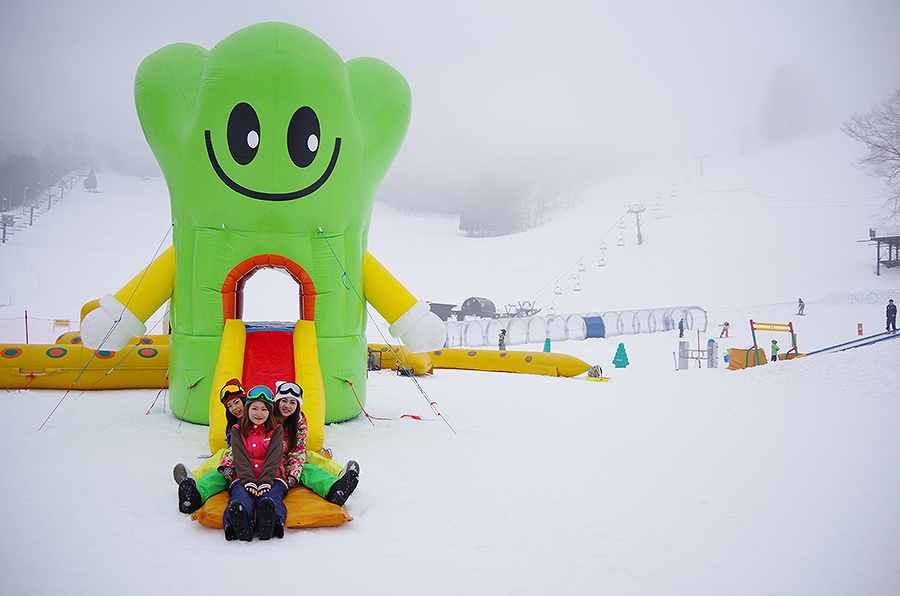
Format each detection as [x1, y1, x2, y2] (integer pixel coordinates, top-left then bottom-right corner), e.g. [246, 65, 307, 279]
[191, 487, 352, 529]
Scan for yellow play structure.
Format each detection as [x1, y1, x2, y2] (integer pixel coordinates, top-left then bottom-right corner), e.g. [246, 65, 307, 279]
[727, 319, 805, 370]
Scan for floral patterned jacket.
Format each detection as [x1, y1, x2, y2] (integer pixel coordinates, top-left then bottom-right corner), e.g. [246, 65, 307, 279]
[283, 413, 309, 486]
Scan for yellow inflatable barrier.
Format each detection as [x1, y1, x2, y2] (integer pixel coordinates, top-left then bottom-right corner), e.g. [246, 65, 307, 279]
[0, 334, 168, 390]
[368, 344, 591, 378]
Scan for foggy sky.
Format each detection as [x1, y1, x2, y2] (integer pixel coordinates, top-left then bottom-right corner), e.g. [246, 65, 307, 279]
[2, 0, 899, 201]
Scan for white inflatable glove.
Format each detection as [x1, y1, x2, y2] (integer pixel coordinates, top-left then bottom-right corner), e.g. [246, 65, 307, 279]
[80, 294, 147, 351]
[388, 301, 446, 353]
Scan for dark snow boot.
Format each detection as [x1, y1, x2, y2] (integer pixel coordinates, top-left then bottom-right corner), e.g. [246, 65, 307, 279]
[340, 460, 360, 478]
[178, 477, 202, 514]
[173, 463, 189, 485]
[326, 468, 359, 507]
[256, 498, 280, 541]
[226, 501, 254, 542]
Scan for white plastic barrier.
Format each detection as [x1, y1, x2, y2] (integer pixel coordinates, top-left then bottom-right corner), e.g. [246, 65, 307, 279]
[443, 306, 706, 347]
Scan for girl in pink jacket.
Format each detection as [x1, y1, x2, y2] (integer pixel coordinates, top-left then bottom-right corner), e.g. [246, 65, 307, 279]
[219, 385, 287, 542]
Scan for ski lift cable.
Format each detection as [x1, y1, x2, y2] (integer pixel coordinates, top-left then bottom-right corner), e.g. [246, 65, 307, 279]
[526, 159, 692, 307]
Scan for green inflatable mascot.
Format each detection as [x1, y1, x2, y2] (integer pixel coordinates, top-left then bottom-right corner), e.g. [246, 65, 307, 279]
[80, 22, 445, 437]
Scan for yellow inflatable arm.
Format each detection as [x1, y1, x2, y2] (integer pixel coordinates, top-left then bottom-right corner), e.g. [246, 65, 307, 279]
[363, 251, 445, 353]
[362, 251, 417, 324]
[115, 244, 176, 320]
[79, 245, 176, 350]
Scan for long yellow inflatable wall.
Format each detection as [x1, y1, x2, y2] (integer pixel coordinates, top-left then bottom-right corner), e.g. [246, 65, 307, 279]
[368, 344, 591, 377]
[0, 333, 168, 390]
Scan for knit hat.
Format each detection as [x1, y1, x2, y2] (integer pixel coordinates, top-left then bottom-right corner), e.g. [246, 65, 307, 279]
[275, 381, 304, 409]
[219, 378, 246, 405]
[246, 384, 275, 409]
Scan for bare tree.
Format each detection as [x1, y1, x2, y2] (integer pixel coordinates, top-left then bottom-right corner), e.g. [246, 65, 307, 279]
[843, 88, 900, 222]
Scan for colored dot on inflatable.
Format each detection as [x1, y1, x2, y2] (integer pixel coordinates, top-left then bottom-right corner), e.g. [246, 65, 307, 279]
[46, 347, 67, 359]
[499, 352, 507, 358]
[467, 351, 477, 357]
[140, 337, 153, 345]
[525, 355, 533, 362]
[72, 336, 82, 344]
[138, 347, 159, 358]
[2, 347, 22, 358]
[95, 350, 115, 359]
[432, 350, 443, 356]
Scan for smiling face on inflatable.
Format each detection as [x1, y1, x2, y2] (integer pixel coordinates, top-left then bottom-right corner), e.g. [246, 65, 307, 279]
[136, 22, 410, 233]
[133, 22, 411, 424]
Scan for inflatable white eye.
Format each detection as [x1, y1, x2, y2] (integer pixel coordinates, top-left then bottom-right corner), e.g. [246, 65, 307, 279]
[247, 130, 259, 149]
[307, 134, 318, 152]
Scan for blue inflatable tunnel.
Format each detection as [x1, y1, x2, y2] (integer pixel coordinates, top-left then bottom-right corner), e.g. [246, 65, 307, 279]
[584, 316, 606, 339]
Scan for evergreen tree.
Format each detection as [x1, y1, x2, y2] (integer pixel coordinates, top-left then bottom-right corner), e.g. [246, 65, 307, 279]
[83, 168, 98, 191]
[0, 153, 42, 209]
[612, 343, 629, 368]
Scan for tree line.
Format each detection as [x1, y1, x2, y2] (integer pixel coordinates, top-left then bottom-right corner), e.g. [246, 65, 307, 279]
[0, 136, 92, 210]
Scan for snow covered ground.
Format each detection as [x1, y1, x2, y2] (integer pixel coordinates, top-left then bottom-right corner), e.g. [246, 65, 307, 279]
[1, 130, 899, 595]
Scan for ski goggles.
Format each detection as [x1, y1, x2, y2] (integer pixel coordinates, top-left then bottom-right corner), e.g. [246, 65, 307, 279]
[276, 381, 303, 399]
[246, 384, 275, 405]
[219, 380, 245, 403]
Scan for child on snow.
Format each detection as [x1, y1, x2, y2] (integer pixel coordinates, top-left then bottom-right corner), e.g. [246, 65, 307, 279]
[771, 339, 780, 362]
[272, 381, 359, 506]
[220, 384, 288, 541]
[719, 321, 730, 338]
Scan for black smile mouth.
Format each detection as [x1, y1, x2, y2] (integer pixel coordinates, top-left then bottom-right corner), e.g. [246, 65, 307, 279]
[205, 130, 341, 201]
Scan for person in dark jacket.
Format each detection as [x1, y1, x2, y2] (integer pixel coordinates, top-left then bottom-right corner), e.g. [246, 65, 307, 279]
[887, 299, 897, 333]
